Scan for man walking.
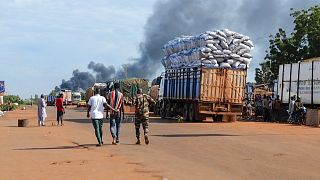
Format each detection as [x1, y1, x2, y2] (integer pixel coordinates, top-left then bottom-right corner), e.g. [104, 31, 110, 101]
[108, 82, 124, 145]
[262, 95, 270, 122]
[37, 94, 47, 126]
[273, 95, 282, 122]
[134, 88, 155, 145]
[55, 93, 65, 126]
[87, 88, 107, 147]
[288, 96, 296, 123]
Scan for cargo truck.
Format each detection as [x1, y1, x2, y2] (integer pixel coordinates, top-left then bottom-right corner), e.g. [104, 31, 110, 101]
[60, 89, 72, 105]
[44, 95, 55, 106]
[277, 58, 320, 106]
[72, 92, 81, 105]
[158, 67, 246, 121]
[86, 78, 149, 113]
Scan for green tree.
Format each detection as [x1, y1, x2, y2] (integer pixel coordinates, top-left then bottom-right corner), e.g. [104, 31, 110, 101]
[257, 5, 320, 84]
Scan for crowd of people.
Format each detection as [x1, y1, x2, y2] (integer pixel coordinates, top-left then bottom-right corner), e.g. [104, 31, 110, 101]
[37, 82, 156, 147]
[243, 94, 305, 124]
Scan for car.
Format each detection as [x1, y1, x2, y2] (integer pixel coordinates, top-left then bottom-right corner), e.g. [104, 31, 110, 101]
[77, 100, 87, 107]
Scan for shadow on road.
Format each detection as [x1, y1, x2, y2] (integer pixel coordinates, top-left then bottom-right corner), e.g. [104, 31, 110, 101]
[65, 118, 134, 124]
[65, 117, 179, 124]
[152, 133, 239, 138]
[13, 143, 105, 151]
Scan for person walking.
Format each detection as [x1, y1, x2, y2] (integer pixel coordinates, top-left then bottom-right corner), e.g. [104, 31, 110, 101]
[134, 88, 155, 145]
[262, 95, 270, 122]
[273, 95, 282, 122]
[287, 96, 296, 123]
[293, 96, 304, 124]
[87, 88, 108, 147]
[37, 94, 47, 126]
[55, 93, 65, 126]
[108, 82, 124, 145]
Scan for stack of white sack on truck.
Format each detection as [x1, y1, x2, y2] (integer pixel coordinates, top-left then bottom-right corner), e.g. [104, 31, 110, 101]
[161, 29, 254, 69]
[158, 29, 253, 121]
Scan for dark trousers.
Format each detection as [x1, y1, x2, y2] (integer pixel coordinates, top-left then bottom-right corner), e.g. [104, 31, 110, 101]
[92, 119, 103, 144]
[57, 110, 64, 124]
[273, 109, 281, 122]
[263, 108, 270, 122]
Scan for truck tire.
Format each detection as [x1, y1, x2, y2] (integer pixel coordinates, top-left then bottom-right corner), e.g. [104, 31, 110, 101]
[183, 104, 189, 121]
[160, 101, 166, 119]
[166, 103, 171, 118]
[188, 104, 195, 121]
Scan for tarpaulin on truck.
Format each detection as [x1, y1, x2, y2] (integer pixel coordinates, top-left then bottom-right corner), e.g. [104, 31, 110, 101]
[86, 78, 149, 105]
[117, 78, 148, 104]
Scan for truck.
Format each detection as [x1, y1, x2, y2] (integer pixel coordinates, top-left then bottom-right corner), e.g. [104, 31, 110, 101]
[276, 58, 320, 106]
[59, 89, 72, 105]
[85, 78, 149, 113]
[158, 67, 247, 121]
[44, 95, 55, 106]
[72, 92, 81, 105]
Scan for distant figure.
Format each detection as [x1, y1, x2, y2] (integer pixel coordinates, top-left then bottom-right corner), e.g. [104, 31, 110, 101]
[294, 97, 303, 112]
[64, 98, 68, 108]
[87, 88, 107, 147]
[37, 94, 47, 126]
[273, 95, 282, 122]
[55, 93, 65, 126]
[262, 95, 270, 122]
[108, 82, 124, 145]
[7, 100, 11, 111]
[287, 96, 296, 123]
[134, 88, 155, 145]
[254, 95, 263, 117]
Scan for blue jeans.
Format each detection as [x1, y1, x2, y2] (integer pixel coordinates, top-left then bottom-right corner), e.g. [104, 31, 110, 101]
[110, 114, 121, 141]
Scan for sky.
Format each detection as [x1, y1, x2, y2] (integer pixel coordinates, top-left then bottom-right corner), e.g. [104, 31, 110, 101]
[0, 0, 319, 99]
[0, 0, 156, 98]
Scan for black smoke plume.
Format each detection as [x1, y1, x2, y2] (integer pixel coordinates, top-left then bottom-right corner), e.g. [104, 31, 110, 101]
[60, 69, 95, 91]
[88, 61, 116, 82]
[59, 0, 319, 90]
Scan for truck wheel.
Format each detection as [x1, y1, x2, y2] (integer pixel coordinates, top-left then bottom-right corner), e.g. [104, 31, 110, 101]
[183, 104, 189, 121]
[165, 103, 171, 118]
[188, 104, 195, 121]
[160, 101, 166, 119]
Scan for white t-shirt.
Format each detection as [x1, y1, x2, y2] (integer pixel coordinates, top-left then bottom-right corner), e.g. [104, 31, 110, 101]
[88, 94, 107, 119]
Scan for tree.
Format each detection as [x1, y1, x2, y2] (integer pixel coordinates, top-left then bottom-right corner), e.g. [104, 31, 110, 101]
[256, 5, 320, 84]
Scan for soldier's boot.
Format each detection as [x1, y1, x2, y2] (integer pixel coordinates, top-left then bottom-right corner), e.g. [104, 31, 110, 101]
[135, 138, 141, 145]
[144, 134, 149, 145]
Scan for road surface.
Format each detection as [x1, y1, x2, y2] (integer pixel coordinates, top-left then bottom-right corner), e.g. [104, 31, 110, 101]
[0, 106, 320, 180]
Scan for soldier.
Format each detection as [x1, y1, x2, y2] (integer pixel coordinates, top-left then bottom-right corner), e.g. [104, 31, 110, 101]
[134, 88, 155, 145]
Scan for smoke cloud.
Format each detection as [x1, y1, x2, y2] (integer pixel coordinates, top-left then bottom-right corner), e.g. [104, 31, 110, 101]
[88, 61, 116, 82]
[60, 69, 95, 91]
[122, 0, 319, 79]
[59, 0, 319, 91]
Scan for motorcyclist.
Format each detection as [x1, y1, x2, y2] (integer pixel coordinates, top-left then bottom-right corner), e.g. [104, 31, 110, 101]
[293, 96, 305, 124]
[287, 96, 296, 123]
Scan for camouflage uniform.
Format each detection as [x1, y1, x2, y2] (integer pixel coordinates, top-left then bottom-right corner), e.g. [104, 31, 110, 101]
[134, 94, 155, 139]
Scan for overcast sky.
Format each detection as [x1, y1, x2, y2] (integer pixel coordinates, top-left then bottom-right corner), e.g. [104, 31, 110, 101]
[1, 0, 319, 98]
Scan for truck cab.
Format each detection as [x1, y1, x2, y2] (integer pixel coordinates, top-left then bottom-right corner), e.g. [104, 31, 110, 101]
[72, 92, 81, 105]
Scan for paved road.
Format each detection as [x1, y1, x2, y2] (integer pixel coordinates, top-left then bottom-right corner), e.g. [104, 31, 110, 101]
[63, 107, 320, 180]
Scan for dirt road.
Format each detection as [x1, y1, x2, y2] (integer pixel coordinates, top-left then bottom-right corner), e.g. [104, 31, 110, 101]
[1, 106, 320, 180]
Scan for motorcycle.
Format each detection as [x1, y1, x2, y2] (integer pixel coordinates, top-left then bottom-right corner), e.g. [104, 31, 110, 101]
[288, 107, 307, 125]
